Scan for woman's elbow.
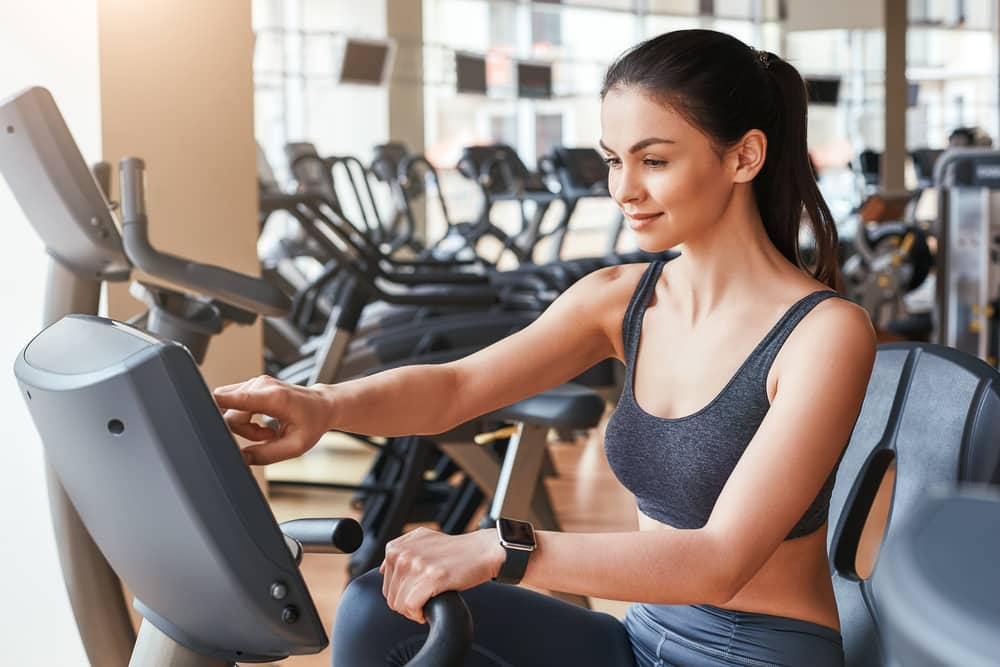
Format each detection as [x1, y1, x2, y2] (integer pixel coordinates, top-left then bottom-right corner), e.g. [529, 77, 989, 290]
[693, 533, 751, 605]
[708, 552, 770, 606]
[702, 566, 744, 606]
[648, 557, 738, 606]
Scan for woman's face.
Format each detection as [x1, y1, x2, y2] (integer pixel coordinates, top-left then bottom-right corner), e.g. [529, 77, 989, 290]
[600, 87, 737, 251]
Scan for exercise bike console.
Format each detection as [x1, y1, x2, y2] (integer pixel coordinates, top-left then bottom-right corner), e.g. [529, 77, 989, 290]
[0, 86, 130, 281]
[15, 315, 326, 662]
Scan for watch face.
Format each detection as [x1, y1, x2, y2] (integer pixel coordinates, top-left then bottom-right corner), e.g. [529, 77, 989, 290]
[498, 517, 535, 548]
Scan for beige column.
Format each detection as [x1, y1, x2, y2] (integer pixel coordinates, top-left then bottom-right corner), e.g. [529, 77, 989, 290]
[387, 0, 425, 152]
[98, 0, 264, 496]
[882, 0, 907, 192]
[97, 0, 262, 390]
[387, 0, 426, 239]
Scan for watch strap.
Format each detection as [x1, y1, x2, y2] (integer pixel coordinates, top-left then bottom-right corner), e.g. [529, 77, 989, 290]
[494, 546, 531, 585]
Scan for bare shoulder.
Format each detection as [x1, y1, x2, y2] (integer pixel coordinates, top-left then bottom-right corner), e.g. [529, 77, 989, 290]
[781, 294, 877, 372]
[580, 261, 651, 289]
[802, 295, 876, 347]
[539, 263, 649, 359]
[557, 262, 650, 311]
[549, 262, 652, 360]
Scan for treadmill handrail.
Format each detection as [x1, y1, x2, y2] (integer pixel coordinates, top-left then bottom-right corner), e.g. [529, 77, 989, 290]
[267, 193, 503, 307]
[119, 157, 291, 317]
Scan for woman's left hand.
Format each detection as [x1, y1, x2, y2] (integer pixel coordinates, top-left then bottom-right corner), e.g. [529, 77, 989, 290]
[380, 527, 506, 624]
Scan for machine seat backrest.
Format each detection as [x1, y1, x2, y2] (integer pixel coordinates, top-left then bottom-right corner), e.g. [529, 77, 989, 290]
[828, 343, 1000, 666]
[285, 141, 339, 204]
[858, 149, 881, 186]
[458, 144, 549, 194]
[372, 142, 425, 203]
[550, 147, 609, 193]
[371, 142, 410, 182]
[909, 148, 944, 189]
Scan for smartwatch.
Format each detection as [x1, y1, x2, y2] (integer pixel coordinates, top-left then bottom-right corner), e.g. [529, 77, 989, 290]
[494, 517, 536, 585]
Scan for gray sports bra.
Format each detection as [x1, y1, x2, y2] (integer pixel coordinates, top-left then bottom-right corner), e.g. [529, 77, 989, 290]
[604, 261, 844, 540]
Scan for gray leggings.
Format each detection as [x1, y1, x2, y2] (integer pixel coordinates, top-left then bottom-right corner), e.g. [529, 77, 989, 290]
[331, 570, 844, 666]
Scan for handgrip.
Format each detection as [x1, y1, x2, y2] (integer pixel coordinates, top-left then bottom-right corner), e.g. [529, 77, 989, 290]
[118, 157, 291, 317]
[120, 157, 147, 220]
[405, 592, 473, 667]
[279, 518, 363, 555]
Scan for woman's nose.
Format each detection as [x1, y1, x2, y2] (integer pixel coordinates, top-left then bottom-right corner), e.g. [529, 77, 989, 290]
[611, 168, 643, 206]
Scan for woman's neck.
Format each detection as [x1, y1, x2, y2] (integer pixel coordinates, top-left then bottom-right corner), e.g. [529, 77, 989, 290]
[664, 189, 797, 325]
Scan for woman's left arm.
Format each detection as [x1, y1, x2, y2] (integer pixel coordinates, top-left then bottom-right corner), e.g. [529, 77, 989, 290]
[381, 300, 877, 623]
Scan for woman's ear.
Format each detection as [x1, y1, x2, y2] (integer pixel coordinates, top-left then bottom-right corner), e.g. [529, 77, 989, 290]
[730, 129, 767, 183]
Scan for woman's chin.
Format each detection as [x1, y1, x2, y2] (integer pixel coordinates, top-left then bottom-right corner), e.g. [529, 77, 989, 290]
[633, 234, 678, 255]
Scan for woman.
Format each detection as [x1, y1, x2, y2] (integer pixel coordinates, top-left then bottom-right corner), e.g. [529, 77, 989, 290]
[215, 30, 875, 667]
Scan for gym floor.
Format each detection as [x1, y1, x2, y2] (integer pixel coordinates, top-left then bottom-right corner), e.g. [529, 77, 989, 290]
[264, 407, 634, 667]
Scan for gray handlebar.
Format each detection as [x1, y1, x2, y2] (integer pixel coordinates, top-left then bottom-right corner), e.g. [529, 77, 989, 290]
[119, 157, 290, 317]
[406, 592, 473, 667]
[279, 518, 363, 555]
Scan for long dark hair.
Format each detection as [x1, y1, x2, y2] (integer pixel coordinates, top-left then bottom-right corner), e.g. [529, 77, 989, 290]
[601, 29, 840, 290]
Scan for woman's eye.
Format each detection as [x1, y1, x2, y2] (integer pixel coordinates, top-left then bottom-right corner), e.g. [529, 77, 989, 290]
[602, 156, 621, 168]
[643, 158, 667, 167]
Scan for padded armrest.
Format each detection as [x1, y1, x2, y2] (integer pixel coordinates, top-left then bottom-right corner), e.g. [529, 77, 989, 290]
[488, 383, 604, 430]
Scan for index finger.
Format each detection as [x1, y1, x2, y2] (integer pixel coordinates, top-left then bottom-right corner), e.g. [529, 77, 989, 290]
[213, 386, 280, 414]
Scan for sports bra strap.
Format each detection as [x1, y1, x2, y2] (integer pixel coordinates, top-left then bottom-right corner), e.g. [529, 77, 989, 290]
[748, 290, 842, 375]
[621, 261, 666, 361]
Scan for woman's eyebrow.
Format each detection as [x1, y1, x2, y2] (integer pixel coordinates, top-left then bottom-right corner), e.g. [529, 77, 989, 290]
[599, 137, 676, 154]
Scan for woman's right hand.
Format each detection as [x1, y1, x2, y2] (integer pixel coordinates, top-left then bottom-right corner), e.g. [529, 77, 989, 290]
[213, 375, 334, 466]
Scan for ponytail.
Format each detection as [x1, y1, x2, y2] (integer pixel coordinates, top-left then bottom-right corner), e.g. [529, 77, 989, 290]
[754, 52, 841, 290]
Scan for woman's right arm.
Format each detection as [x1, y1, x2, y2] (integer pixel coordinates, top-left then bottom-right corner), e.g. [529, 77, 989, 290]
[214, 263, 643, 465]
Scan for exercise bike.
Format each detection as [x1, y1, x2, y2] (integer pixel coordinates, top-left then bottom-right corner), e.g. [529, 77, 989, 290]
[16, 312, 472, 666]
[0, 86, 603, 664]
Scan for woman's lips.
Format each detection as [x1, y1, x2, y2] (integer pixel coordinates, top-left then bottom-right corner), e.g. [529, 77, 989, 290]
[625, 212, 663, 231]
